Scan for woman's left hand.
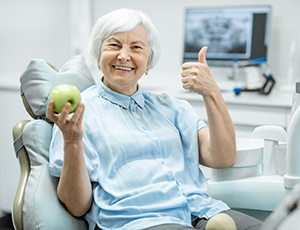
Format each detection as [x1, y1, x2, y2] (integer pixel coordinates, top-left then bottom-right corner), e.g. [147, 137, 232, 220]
[181, 46, 220, 97]
[181, 46, 236, 168]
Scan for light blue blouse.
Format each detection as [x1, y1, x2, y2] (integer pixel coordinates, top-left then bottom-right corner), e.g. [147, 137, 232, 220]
[49, 81, 229, 230]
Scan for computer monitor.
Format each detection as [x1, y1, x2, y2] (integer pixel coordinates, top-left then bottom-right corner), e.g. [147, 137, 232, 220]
[183, 5, 272, 66]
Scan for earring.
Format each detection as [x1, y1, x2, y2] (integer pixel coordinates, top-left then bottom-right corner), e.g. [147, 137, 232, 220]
[145, 69, 149, 75]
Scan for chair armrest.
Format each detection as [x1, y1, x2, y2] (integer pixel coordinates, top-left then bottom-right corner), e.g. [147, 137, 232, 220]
[12, 120, 31, 230]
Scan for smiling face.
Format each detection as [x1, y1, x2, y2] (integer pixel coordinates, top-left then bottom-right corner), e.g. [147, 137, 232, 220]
[99, 25, 151, 96]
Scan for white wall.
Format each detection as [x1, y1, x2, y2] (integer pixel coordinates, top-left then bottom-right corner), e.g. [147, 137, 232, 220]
[0, 0, 72, 86]
[0, 0, 73, 216]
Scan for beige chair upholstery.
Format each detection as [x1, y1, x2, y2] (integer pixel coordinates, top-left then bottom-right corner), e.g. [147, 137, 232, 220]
[12, 120, 30, 230]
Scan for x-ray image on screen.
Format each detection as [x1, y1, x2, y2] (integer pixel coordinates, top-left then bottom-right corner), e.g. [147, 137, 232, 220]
[183, 6, 271, 66]
[184, 11, 253, 59]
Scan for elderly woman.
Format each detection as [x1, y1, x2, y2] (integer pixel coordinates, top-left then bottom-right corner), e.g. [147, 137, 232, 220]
[46, 8, 261, 230]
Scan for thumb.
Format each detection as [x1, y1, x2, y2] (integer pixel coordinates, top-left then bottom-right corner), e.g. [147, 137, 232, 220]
[198, 46, 208, 64]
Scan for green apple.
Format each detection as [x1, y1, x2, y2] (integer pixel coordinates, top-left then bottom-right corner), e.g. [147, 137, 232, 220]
[50, 84, 81, 113]
[206, 213, 237, 230]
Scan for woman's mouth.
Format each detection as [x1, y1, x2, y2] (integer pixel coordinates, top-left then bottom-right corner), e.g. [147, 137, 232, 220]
[112, 65, 134, 71]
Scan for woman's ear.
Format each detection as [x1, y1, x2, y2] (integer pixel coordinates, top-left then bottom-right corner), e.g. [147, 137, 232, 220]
[97, 55, 101, 69]
[146, 55, 151, 75]
[145, 60, 150, 75]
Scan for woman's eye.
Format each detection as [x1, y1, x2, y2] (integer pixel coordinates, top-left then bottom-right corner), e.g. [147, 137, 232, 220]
[132, 45, 142, 50]
[108, 43, 120, 48]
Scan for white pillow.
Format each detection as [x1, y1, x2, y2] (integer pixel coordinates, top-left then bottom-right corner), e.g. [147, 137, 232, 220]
[22, 120, 88, 230]
[20, 55, 96, 118]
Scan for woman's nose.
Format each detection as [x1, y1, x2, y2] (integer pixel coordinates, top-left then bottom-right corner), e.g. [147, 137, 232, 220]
[117, 47, 131, 62]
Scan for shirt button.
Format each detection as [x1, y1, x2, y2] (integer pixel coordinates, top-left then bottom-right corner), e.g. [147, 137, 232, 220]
[161, 161, 165, 165]
[177, 192, 181, 197]
[182, 205, 190, 211]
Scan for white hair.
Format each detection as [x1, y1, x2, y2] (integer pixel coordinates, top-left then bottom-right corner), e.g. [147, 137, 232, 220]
[88, 8, 161, 69]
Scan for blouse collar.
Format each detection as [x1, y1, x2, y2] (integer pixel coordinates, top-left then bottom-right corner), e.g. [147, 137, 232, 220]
[97, 81, 145, 109]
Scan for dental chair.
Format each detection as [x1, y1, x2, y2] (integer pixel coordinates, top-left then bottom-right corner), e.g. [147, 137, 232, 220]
[208, 82, 300, 223]
[207, 126, 287, 221]
[11, 55, 294, 229]
[12, 55, 96, 230]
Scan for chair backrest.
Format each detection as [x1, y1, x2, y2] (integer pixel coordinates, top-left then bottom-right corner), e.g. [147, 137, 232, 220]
[12, 55, 96, 230]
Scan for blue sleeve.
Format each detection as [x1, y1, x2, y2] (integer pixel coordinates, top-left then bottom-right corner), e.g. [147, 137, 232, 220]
[152, 93, 207, 132]
[48, 125, 64, 177]
[48, 123, 100, 182]
[145, 92, 206, 155]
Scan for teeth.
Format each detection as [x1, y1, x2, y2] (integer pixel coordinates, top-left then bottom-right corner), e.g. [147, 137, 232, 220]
[113, 65, 133, 71]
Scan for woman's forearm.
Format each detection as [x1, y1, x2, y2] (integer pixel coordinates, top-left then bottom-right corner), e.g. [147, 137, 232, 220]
[57, 141, 92, 217]
[181, 47, 236, 168]
[202, 91, 236, 168]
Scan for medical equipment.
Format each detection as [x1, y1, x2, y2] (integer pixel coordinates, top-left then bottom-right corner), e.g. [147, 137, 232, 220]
[232, 58, 276, 96]
[262, 184, 300, 230]
[208, 81, 300, 225]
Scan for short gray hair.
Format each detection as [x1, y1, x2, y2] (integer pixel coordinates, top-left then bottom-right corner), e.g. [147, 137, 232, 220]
[88, 8, 161, 69]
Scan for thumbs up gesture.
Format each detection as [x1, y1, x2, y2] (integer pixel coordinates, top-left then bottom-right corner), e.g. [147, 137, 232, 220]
[181, 46, 220, 96]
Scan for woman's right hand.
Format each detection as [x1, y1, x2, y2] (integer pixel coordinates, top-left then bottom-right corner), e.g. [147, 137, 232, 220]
[46, 100, 85, 143]
[47, 100, 92, 216]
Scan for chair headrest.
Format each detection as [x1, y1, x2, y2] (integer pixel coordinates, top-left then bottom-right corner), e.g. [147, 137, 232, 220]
[20, 55, 96, 119]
